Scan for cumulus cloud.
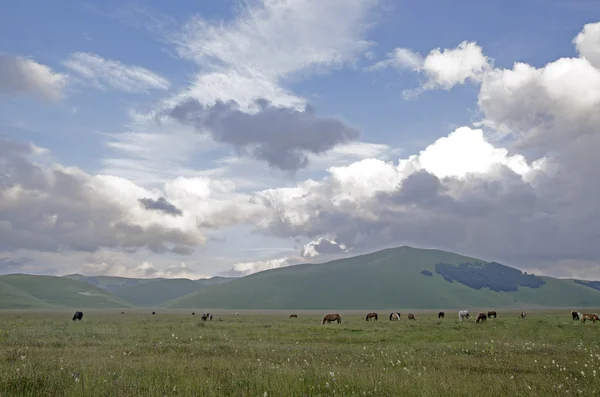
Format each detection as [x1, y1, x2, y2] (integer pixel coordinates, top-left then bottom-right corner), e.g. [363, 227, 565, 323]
[574, 21, 600, 69]
[372, 41, 491, 97]
[301, 237, 347, 258]
[139, 197, 183, 216]
[0, 138, 204, 254]
[62, 52, 170, 93]
[0, 54, 67, 101]
[225, 256, 300, 277]
[233, 21, 600, 278]
[478, 54, 600, 152]
[167, 98, 360, 171]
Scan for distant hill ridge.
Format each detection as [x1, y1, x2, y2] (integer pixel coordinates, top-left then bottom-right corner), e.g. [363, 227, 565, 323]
[2, 246, 600, 310]
[166, 246, 600, 310]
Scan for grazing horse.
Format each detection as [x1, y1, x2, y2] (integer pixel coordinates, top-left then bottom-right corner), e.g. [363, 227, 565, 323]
[389, 312, 400, 321]
[438, 311, 445, 319]
[365, 312, 378, 321]
[72, 311, 83, 321]
[289, 314, 298, 318]
[476, 312, 487, 323]
[407, 313, 416, 320]
[487, 311, 497, 319]
[571, 311, 581, 321]
[581, 313, 600, 323]
[458, 310, 470, 321]
[201, 313, 208, 321]
[520, 311, 526, 319]
[322, 313, 342, 324]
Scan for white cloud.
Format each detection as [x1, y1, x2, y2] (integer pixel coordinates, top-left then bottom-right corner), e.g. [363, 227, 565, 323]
[228, 256, 297, 276]
[574, 21, 600, 69]
[63, 52, 170, 93]
[0, 54, 67, 101]
[372, 41, 491, 97]
[301, 237, 347, 258]
[478, 56, 600, 151]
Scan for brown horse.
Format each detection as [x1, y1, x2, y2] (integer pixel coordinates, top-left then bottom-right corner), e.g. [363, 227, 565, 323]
[322, 313, 342, 324]
[581, 313, 600, 323]
[438, 311, 445, 319]
[365, 312, 378, 321]
[408, 313, 415, 320]
[487, 311, 497, 319]
[476, 312, 487, 323]
[389, 312, 400, 321]
[571, 311, 581, 321]
[289, 314, 298, 318]
[520, 311, 526, 319]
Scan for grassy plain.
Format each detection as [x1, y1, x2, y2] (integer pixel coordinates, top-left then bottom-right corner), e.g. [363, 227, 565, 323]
[1, 310, 600, 396]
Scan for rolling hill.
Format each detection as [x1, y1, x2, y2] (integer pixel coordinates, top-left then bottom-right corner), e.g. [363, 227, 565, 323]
[166, 246, 600, 310]
[62, 274, 235, 307]
[0, 274, 131, 309]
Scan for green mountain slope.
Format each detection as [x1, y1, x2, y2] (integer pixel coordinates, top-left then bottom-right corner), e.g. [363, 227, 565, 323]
[62, 275, 235, 306]
[63, 274, 150, 292]
[0, 274, 131, 309]
[113, 279, 207, 307]
[166, 246, 600, 310]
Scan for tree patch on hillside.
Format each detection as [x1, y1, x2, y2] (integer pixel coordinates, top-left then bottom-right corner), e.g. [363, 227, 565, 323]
[574, 280, 600, 291]
[421, 270, 433, 276]
[435, 262, 546, 292]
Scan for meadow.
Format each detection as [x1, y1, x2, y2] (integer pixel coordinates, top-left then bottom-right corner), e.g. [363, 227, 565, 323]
[1, 310, 600, 396]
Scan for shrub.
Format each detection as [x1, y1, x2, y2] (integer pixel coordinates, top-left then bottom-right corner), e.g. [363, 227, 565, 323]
[435, 262, 545, 292]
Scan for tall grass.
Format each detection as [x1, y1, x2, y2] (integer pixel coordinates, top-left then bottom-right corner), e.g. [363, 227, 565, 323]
[1, 311, 600, 396]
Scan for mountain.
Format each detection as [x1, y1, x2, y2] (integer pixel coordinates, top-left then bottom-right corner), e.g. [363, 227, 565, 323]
[166, 246, 600, 310]
[0, 274, 131, 309]
[63, 274, 235, 307]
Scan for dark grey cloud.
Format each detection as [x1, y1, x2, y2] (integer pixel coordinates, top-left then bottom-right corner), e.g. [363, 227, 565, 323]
[167, 98, 360, 171]
[139, 197, 183, 216]
[170, 245, 195, 255]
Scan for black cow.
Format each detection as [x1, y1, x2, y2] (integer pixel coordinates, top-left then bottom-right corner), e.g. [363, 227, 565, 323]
[72, 311, 83, 321]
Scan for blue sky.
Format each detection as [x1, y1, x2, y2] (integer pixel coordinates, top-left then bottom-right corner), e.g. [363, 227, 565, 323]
[2, 0, 600, 280]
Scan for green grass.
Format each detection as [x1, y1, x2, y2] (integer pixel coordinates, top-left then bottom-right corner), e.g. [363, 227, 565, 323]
[2, 310, 600, 396]
[167, 246, 600, 309]
[0, 275, 131, 309]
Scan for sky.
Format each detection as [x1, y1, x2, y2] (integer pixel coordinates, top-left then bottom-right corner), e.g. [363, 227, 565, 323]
[2, 0, 600, 280]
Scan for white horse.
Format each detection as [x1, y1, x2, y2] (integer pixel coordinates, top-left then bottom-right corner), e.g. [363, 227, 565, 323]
[389, 312, 400, 321]
[458, 310, 470, 321]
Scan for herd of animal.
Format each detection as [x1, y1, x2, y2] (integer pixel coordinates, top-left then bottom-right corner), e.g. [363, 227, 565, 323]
[318, 310, 521, 324]
[69, 309, 600, 324]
